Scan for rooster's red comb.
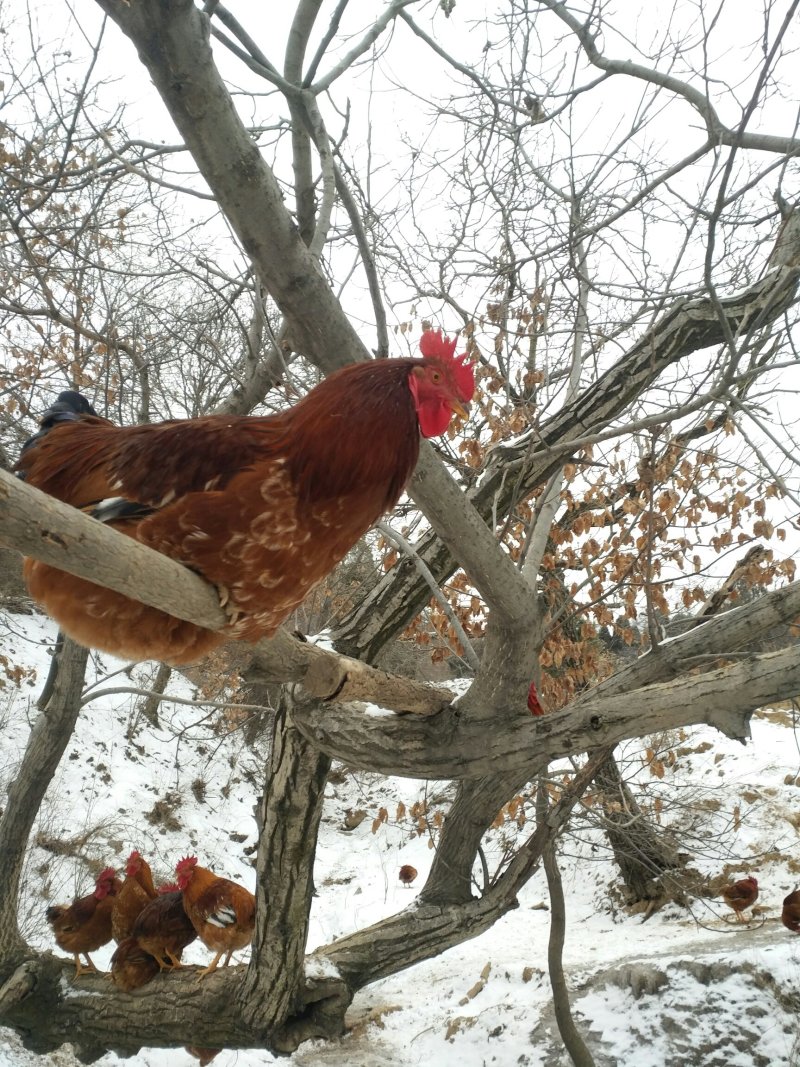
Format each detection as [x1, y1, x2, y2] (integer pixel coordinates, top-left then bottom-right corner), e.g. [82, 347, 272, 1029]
[96, 866, 117, 884]
[419, 328, 476, 403]
[175, 855, 198, 872]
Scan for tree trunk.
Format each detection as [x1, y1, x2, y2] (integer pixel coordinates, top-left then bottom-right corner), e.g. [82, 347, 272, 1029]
[240, 697, 331, 1033]
[595, 752, 680, 903]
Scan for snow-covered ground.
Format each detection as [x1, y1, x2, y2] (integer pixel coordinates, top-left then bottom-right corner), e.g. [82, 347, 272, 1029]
[1, 609, 799, 1067]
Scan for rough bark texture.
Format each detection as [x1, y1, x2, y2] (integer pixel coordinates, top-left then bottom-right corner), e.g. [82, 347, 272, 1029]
[595, 755, 681, 903]
[421, 772, 533, 904]
[1, 0, 798, 1059]
[241, 700, 332, 1033]
[291, 641, 799, 778]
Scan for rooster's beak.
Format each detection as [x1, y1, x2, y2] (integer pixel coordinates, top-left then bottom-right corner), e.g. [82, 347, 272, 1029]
[450, 399, 470, 420]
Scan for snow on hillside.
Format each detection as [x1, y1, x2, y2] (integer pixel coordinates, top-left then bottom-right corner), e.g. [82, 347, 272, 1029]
[1, 609, 799, 1067]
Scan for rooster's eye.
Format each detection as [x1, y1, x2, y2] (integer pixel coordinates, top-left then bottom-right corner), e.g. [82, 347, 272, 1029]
[431, 370, 442, 383]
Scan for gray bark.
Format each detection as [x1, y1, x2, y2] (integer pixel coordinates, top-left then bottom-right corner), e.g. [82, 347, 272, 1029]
[1, 0, 798, 1058]
[595, 755, 680, 903]
[538, 784, 596, 1067]
[241, 699, 331, 1033]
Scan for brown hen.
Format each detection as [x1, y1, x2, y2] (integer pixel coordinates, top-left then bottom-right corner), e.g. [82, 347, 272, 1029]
[721, 875, 759, 922]
[109, 936, 161, 991]
[398, 864, 418, 888]
[782, 889, 800, 932]
[111, 850, 158, 943]
[131, 887, 197, 970]
[17, 332, 474, 665]
[46, 866, 122, 977]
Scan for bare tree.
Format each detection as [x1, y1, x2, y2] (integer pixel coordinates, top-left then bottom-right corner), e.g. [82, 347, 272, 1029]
[1, 0, 800, 1059]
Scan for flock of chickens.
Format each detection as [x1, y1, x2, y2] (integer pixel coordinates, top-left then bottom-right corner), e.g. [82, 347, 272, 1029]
[46, 852, 255, 989]
[47, 858, 800, 989]
[721, 875, 800, 931]
[16, 334, 800, 1012]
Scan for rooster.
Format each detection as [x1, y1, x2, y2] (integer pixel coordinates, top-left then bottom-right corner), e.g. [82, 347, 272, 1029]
[782, 889, 800, 932]
[46, 866, 122, 977]
[720, 875, 759, 922]
[16, 331, 474, 665]
[111, 850, 158, 943]
[175, 856, 255, 979]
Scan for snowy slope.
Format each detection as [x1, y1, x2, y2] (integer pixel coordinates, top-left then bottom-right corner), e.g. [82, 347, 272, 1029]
[1, 609, 799, 1067]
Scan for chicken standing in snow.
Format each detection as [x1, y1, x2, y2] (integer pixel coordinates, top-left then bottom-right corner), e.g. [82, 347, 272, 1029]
[720, 875, 759, 922]
[16, 331, 474, 665]
[781, 888, 800, 932]
[398, 864, 418, 888]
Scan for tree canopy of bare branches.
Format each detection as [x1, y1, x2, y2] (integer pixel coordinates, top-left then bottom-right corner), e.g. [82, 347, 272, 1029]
[1, 0, 800, 1058]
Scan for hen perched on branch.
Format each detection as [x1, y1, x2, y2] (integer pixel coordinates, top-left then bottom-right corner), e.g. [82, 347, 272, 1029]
[46, 866, 122, 978]
[16, 331, 474, 664]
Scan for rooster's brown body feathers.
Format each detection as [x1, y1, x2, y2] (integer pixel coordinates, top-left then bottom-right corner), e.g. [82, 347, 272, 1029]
[176, 858, 255, 979]
[111, 852, 158, 943]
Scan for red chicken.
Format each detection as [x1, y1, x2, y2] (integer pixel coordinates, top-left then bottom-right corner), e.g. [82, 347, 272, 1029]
[527, 680, 544, 716]
[46, 866, 122, 977]
[782, 889, 800, 932]
[721, 875, 759, 922]
[130, 887, 197, 969]
[109, 936, 161, 991]
[398, 864, 418, 888]
[185, 1048, 222, 1066]
[16, 331, 474, 665]
[111, 850, 158, 943]
[175, 856, 256, 979]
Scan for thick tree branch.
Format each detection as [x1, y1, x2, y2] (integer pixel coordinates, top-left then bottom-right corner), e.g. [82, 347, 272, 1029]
[241, 700, 331, 1032]
[291, 641, 800, 778]
[334, 251, 800, 660]
[0, 469, 453, 716]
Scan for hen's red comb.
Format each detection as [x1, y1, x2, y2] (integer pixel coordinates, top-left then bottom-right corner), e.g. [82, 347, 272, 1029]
[419, 329, 476, 403]
[97, 866, 117, 884]
[125, 851, 143, 875]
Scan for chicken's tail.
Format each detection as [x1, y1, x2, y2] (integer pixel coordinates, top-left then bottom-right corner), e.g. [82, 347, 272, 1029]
[18, 391, 99, 471]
